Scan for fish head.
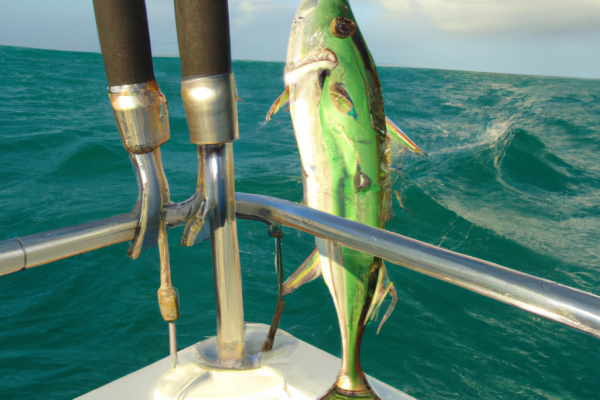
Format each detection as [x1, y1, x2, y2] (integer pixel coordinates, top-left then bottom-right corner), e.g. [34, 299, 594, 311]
[285, 0, 357, 86]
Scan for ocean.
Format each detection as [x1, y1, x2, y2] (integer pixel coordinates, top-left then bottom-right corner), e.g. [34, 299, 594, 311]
[0, 45, 599, 399]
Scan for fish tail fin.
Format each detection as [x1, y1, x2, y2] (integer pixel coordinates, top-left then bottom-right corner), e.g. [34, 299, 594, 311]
[386, 116, 427, 156]
[265, 86, 290, 122]
[366, 263, 397, 334]
[376, 283, 397, 335]
[282, 248, 321, 296]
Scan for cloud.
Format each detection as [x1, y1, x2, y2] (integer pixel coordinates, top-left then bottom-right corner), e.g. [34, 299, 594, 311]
[0, 0, 597, 78]
[356, 0, 600, 34]
[230, 0, 297, 24]
[227, 0, 297, 61]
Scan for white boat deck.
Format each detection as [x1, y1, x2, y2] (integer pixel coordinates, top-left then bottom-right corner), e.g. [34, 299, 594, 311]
[77, 323, 415, 400]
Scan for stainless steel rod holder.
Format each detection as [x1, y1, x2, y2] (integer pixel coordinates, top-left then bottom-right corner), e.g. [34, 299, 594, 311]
[108, 80, 172, 259]
[174, 0, 244, 365]
[204, 144, 245, 366]
[129, 149, 170, 258]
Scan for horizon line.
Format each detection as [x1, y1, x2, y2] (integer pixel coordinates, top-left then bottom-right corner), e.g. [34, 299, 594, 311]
[1, 44, 597, 82]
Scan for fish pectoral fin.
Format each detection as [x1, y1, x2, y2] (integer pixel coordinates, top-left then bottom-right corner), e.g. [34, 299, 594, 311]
[366, 264, 398, 334]
[265, 86, 290, 122]
[386, 116, 427, 156]
[282, 248, 321, 296]
[376, 284, 398, 334]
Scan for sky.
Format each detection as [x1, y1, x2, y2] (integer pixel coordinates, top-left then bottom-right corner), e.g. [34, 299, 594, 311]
[1, 0, 599, 79]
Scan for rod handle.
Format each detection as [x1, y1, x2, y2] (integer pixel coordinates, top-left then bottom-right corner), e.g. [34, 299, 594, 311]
[174, 0, 232, 78]
[93, 0, 155, 86]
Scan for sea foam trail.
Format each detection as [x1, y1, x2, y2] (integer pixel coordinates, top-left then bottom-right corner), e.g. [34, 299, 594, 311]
[384, 66, 600, 286]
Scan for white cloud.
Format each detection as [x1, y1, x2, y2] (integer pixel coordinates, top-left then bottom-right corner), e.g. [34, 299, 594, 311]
[230, 0, 297, 24]
[0, 0, 597, 78]
[227, 0, 297, 61]
[356, 0, 600, 34]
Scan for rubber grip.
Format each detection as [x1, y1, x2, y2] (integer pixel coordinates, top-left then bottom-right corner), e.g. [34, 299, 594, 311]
[93, 0, 155, 87]
[174, 0, 232, 78]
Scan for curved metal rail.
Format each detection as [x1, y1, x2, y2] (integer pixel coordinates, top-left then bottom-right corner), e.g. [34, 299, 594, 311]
[1, 192, 599, 339]
[235, 193, 600, 338]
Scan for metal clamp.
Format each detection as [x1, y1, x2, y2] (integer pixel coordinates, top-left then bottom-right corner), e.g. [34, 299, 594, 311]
[109, 80, 170, 154]
[129, 146, 212, 258]
[181, 73, 240, 145]
[180, 146, 213, 246]
[128, 150, 170, 259]
[107, 79, 171, 258]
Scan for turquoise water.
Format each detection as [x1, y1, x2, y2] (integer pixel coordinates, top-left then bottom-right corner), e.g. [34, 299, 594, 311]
[1, 45, 599, 399]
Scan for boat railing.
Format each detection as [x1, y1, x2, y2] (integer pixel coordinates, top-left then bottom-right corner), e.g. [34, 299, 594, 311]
[1, 191, 599, 340]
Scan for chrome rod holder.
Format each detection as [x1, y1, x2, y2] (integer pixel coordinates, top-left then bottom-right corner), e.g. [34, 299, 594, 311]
[129, 150, 170, 258]
[109, 81, 210, 256]
[174, 0, 245, 365]
[181, 146, 212, 246]
[110, 79, 185, 366]
[109, 80, 171, 258]
[205, 143, 244, 366]
[180, 67, 245, 366]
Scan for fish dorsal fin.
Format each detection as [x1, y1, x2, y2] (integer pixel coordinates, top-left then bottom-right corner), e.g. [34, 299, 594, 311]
[265, 86, 290, 122]
[282, 248, 321, 296]
[329, 82, 357, 119]
[386, 116, 427, 156]
[366, 263, 398, 334]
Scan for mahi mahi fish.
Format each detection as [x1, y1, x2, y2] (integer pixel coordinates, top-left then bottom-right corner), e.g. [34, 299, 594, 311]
[265, 0, 425, 398]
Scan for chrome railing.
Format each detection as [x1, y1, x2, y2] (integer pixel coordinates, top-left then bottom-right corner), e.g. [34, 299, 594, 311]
[1, 192, 599, 340]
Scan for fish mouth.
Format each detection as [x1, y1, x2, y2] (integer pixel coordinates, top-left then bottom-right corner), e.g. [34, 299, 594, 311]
[284, 49, 338, 85]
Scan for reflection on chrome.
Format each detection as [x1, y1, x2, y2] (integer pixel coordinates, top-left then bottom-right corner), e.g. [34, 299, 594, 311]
[181, 73, 239, 145]
[109, 80, 170, 154]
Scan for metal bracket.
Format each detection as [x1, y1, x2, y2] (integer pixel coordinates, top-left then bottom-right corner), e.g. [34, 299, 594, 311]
[109, 81, 170, 154]
[127, 150, 170, 259]
[109, 81, 214, 258]
[129, 145, 213, 258]
[181, 73, 240, 145]
[108, 80, 171, 259]
[180, 146, 213, 247]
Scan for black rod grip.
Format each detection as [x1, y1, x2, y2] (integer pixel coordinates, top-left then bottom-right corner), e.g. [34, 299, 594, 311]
[174, 0, 232, 78]
[93, 0, 155, 87]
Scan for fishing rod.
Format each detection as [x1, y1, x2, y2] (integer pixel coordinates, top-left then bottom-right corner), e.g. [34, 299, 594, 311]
[89, 0, 246, 370]
[174, 0, 245, 367]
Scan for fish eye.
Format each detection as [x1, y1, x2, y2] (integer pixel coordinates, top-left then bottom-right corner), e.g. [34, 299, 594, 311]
[329, 17, 356, 39]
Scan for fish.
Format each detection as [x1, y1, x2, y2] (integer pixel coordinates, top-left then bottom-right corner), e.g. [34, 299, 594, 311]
[265, 0, 425, 398]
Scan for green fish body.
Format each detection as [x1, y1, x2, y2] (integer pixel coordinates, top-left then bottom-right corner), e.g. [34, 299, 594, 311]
[286, 2, 388, 397]
[267, 0, 423, 398]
